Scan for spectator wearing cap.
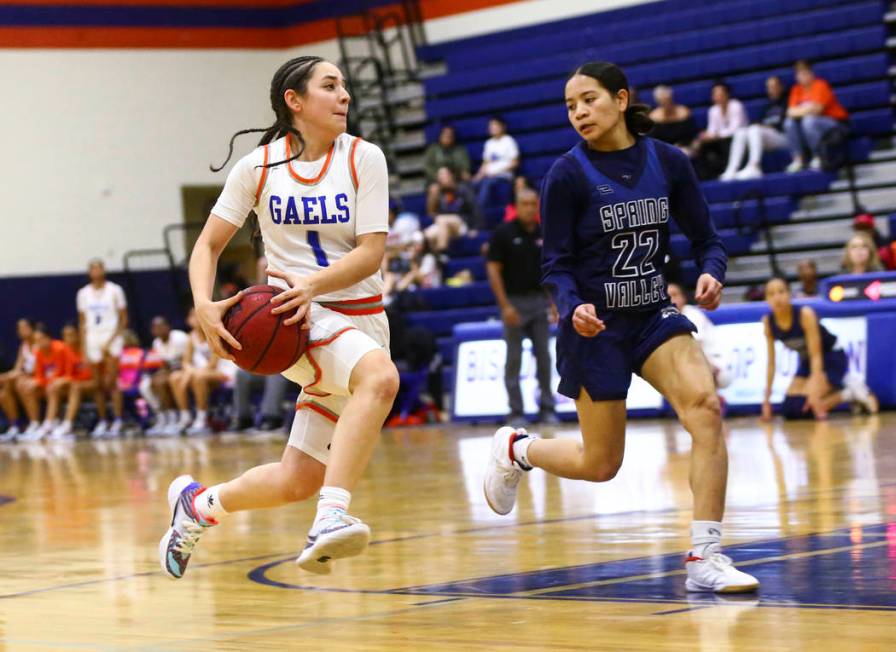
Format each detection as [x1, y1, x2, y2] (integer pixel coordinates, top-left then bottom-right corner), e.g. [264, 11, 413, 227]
[784, 60, 849, 172]
[852, 213, 895, 270]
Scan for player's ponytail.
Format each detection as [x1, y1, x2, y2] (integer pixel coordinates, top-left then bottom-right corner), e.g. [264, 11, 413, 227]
[211, 56, 325, 172]
[570, 61, 654, 136]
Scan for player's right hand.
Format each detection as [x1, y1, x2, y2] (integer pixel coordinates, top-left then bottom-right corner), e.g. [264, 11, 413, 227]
[501, 305, 521, 328]
[572, 304, 605, 338]
[195, 292, 243, 361]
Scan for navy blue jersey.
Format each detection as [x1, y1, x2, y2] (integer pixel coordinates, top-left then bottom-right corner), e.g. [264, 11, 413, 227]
[768, 308, 837, 361]
[541, 137, 727, 319]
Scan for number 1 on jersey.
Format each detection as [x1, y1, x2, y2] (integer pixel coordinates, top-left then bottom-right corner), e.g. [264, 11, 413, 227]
[307, 231, 329, 267]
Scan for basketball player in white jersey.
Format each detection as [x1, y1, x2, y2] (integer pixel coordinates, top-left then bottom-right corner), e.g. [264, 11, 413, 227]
[159, 57, 399, 579]
[76, 259, 128, 438]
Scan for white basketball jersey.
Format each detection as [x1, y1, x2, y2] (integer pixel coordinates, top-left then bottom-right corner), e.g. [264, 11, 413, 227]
[76, 281, 126, 334]
[212, 132, 390, 302]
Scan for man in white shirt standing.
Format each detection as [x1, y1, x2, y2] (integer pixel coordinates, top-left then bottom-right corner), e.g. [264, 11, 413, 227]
[76, 259, 128, 438]
[473, 116, 519, 226]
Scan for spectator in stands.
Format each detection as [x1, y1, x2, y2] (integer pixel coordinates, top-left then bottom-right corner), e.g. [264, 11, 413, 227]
[168, 308, 237, 436]
[43, 324, 94, 440]
[385, 197, 422, 257]
[649, 85, 698, 149]
[841, 232, 883, 275]
[503, 176, 541, 223]
[667, 283, 731, 390]
[784, 60, 849, 172]
[473, 116, 519, 226]
[231, 369, 290, 432]
[423, 125, 471, 187]
[17, 324, 66, 441]
[0, 318, 36, 441]
[794, 259, 819, 298]
[142, 316, 189, 436]
[852, 213, 896, 270]
[117, 330, 145, 394]
[692, 81, 748, 180]
[425, 166, 480, 253]
[486, 187, 556, 423]
[721, 76, 789, 180]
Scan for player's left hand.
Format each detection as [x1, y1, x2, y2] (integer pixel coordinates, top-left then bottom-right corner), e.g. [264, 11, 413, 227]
[694, 273, 723, 310]
[804, 373, 829, 420]
[267, 268, 314, 327]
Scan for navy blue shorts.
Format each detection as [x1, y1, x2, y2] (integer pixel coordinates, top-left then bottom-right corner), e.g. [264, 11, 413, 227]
[556, 306, 697, 401]
[796, 349, 849, 389]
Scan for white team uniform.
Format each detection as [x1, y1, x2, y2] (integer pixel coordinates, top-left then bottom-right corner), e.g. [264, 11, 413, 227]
[76, 281, 127, 364]
[212, 132, 390, 464]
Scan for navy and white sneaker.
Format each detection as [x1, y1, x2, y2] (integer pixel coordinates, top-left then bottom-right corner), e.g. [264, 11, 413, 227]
[296, 511, 371, 575]
[158, 474, 215, 579]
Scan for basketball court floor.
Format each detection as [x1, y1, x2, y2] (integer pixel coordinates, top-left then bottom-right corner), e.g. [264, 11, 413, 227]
[1, 414, 894, 651]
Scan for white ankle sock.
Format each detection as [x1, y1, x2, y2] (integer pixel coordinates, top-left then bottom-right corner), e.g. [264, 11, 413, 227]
[511, 434, 535, 470]
[179, 410, 192, 423]
[194, 484, 228, 523]
[195, 410, 207, 424]
[313, 486, 351, 527]
[691, 520, 723, 558]
[165, 410, 177, 423]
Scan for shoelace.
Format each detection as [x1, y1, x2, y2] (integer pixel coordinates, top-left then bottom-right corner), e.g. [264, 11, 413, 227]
[174, 519, 207, 555]
[314, 511, 361, 534]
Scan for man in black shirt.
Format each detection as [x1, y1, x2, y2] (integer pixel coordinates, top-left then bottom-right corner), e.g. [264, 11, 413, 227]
[486, 188, 556, 422]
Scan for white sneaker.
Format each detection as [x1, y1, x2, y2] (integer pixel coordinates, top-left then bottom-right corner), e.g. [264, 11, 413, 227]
[0, 424, 21, 443]
[90, 421, 109, 439]
[685, 551, 759, 593]
[186, 419, 211, 437]
[735, 164, 762, 180]
[483, 426, 533, 516]
[785, 158, 804, 173]
[146, 418, 168, 437]
[107, 419, 123, 438]
[842, 373, 879, 414]
[809, 156, 822, 170]
[50, 421, 73, 441]
[296, 512, 371, 575]
[158, 475, 216, 579]
[719, 169, 737, 181]
[164, 421, 186, 437]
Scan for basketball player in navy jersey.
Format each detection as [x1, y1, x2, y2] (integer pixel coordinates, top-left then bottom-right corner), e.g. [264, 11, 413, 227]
[483, 62, 759, 593]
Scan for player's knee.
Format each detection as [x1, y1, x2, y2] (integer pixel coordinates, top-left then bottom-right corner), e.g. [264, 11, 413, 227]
[582, 460, 622, 483]
[358, 359, 399, 403]
[684, 390, 722, 423]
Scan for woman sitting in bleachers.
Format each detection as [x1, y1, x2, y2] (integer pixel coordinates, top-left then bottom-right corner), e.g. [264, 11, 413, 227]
[841, 232, 883, 275]
[784, 60, 849, 172]
[720, 76, 789, 181]
[423, 125, 471, 187]
[424, 167, 481, 253]
[648, 85, 698, 151]
[472, 116, 519, 226]
[692, 81, 748, 180]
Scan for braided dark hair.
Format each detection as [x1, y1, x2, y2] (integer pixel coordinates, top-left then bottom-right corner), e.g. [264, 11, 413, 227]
[570, 61, 653, 136]
[211, 56, 325, 172]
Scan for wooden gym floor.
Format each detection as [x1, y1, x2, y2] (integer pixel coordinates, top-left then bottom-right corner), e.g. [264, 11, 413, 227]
[1, 414, 895, 651]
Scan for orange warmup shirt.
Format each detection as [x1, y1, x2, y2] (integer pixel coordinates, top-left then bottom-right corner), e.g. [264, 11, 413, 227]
[33, 340, 68, 387]
[62, 344, 93, 382]
[788, 79, 848, 121]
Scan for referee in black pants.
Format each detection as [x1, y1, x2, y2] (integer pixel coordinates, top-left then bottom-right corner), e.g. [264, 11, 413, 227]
[486, 188, 557, 423]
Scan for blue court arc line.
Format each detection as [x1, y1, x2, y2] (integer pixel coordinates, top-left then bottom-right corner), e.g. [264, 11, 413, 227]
[0, 495, 14, 507]
[247, 522, 896, 612]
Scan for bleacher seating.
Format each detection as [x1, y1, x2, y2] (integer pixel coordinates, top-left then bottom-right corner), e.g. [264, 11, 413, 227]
[398, 0, 893, 385]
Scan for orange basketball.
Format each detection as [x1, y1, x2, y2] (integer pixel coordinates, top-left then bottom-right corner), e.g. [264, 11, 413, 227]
[222, 285, 308, 375]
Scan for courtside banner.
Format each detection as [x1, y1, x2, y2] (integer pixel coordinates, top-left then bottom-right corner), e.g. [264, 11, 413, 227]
[451, 317, 867, 420]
